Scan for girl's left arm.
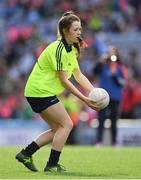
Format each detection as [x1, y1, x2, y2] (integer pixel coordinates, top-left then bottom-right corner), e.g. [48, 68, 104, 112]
[73, 68, 94, 92]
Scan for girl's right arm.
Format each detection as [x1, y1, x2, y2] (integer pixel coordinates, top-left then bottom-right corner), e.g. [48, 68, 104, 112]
[58, 71, 100, 111]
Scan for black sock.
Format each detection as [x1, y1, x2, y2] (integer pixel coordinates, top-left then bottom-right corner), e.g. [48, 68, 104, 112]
[47, 149, 61, 166]
[21, 141, 40, 156]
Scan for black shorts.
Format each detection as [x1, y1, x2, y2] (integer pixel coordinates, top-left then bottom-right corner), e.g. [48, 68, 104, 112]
[26, 96, 59, 113]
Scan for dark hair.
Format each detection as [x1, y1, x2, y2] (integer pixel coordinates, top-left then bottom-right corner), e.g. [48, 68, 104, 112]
[58, 11, 83, 58]
[58, 11, 80, 38]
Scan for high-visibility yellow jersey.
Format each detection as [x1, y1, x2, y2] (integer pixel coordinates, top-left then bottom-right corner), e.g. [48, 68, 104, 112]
[24, 39, 79, 97]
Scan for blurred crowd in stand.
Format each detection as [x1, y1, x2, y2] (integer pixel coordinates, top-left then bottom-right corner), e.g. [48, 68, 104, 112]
[0, 0, 141, 124]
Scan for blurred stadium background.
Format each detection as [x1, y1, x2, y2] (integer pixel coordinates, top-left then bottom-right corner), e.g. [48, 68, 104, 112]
[0, 0, 141, 147]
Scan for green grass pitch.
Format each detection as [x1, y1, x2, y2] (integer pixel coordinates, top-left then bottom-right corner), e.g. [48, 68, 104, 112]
[0, 146, 141, 179]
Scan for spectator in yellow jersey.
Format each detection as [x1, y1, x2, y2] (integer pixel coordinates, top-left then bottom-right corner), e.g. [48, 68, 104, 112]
[15, 11, 101, 173]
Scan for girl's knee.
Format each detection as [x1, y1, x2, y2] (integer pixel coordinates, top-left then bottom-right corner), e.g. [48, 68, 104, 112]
[65, 120, 73, 130]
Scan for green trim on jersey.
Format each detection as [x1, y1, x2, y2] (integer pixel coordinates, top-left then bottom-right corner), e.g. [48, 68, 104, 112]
[24, 39, 79, 97]
[56, 41, 63, 71]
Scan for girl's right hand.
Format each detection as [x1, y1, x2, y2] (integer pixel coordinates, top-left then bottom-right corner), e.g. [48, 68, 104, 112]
[83, 97, 101, 111]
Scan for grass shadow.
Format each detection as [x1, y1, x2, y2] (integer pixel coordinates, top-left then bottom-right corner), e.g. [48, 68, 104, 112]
[42, 171, 130, 179]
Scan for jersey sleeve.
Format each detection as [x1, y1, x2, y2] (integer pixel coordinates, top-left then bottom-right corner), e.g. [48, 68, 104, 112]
[55, 47, 68, 71]
[56, 53, 79, 71]
[54, 43, 79, 71]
